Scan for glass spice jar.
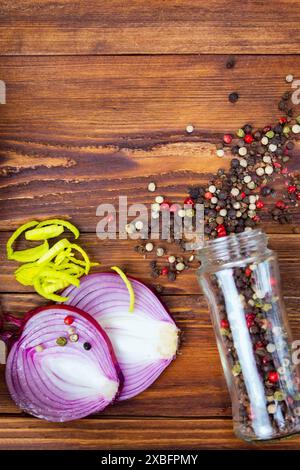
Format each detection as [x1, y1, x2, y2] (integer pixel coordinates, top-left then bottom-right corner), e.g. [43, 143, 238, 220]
[197, 229, 300, 441]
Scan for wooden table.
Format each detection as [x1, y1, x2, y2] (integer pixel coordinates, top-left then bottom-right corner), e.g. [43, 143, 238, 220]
[0, 0, 300, 450]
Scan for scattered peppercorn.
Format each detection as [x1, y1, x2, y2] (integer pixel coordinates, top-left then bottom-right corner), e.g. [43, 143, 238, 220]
[133, 81, 299, 286]
[70, 334, 79, 343]
[148, 182, 156, 192]
[286, 74, 294, 83]
[83, 342, 92, 350]
[223, 133, 233, 144]
[168, 271, 176, 282]
[64, 315, 74, 326]
[186, 124, 194, 134]
[268, 371, 279, 383]
[229, 92, 239, 103]
[56, 337, 67, 347]
[220, 319, 229, 329]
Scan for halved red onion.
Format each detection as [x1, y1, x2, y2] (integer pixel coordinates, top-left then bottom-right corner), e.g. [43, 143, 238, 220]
[63, 273, 179, 401]
[5, 305, 121, 422]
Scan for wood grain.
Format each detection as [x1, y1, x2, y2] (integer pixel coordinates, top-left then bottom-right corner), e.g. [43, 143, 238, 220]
[1, 1, 300, 450]
[1, 0, 300, 55]
[2, 416, 300, 450]
[0, 55, 299, 231]
[1, 55, 300, 135]
[1, 233, 300, 295]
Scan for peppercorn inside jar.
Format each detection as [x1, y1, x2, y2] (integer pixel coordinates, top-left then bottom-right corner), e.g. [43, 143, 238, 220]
[197, 229, 300, 441]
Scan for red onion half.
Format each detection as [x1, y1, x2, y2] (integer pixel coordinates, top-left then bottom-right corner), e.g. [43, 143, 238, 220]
[63, 273, 179, 401]
[5, 305, 121, 422]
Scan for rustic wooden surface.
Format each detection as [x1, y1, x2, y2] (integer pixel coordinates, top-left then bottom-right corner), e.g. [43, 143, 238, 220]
[0, 0, 300, 450]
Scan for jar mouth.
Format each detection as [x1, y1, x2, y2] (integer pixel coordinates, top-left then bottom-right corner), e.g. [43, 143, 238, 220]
[199, 229, 269, 264]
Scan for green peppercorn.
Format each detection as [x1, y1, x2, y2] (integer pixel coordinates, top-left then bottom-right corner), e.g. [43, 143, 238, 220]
[236, 128, 245, 138]
[220, 328, 231, 337]
[274, 391, 285, 401]
[262, 303, 272, 312]
[265, 130, 275, 139]
[232, 363, 241, 376]
[56, 336, 67, 346]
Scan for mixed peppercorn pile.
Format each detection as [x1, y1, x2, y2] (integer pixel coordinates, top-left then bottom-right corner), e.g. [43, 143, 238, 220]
[130, 78, 299, 287]
[128, 75, 300, 440]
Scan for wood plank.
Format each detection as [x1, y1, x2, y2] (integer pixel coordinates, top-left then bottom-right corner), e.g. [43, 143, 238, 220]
[1, 416, 300, 450]
[1, 55, 299, 134]
[1, 233, 300, 295]
[0, 55, 299, 231]
[1, 1, 300, 55]
[0, 294, 299, 417]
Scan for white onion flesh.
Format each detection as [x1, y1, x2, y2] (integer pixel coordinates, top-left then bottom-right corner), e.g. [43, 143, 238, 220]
[63, 273, 179, 401]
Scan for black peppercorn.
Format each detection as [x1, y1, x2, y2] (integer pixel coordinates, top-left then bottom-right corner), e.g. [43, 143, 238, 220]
[218, 191, 228, 200]
[274, 124, 282, 134]
[231, 145, 240, 155]
[228, 92, 239, 103]
[243, 124, 252, 134]
[83, 342, 92, 350]
[231, 158, 240, 169]
[254, 130, 262, 140]
[167, 271, 176, 282]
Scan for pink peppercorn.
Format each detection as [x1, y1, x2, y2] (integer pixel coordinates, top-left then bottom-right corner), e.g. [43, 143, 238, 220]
[160, 202, 171, 211]
[169, 203, 180, 213]
[220, 319, 229, 329]
[223, 134, 233, 144]
[256, 200, 264, 209]
[268, 371, 279, 383]
[275, 200, 286, 209]
[184, 197, 194, 206]
[288, 185, 297, 193]
[244, 134, 254, 144]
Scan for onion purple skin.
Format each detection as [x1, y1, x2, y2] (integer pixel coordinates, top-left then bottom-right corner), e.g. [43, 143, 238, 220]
[63, 273, 180, 401]
[0, 313, 24, 350]
[5, 305, 123, 422]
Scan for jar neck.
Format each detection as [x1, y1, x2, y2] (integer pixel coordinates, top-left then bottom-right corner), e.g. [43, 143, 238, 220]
[199, 229, 269, 265]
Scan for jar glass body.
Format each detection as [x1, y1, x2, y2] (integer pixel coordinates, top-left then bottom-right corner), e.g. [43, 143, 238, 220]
[197, 229, 300, 441]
